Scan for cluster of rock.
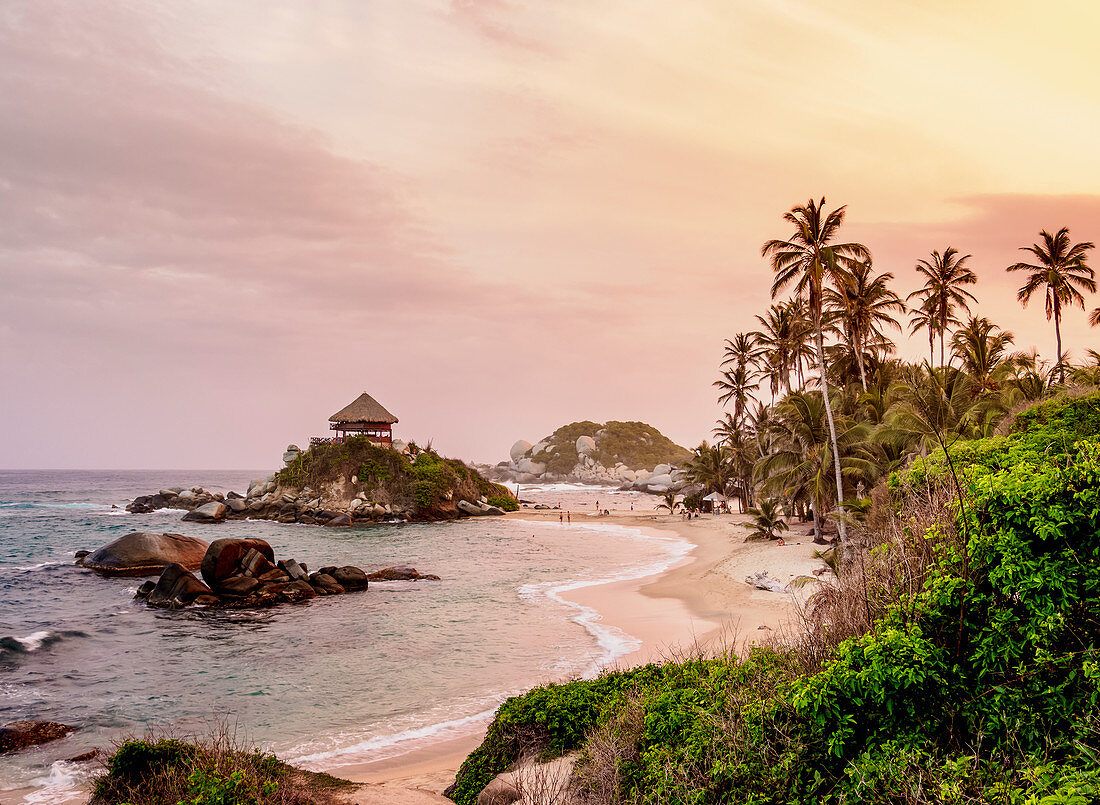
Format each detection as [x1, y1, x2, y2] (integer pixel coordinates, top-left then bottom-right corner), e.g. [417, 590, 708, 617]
[125, 464, 509, 527]
[75, 532, 439, 610]
[493, 436, 688, 494]
[126, 477, 416, 527]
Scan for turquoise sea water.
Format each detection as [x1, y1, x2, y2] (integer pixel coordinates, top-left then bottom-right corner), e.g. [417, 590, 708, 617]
[0, 471, 686, 803]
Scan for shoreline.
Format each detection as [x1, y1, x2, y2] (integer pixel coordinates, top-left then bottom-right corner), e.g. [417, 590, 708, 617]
[329, 508, 825, 796]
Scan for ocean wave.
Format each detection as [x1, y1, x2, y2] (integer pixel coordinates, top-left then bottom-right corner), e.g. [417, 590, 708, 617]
[0, 629, 86, 658]
[286, 702, 500, 769]
[17, 759, 90, 805]
[518, 523, 693, 676]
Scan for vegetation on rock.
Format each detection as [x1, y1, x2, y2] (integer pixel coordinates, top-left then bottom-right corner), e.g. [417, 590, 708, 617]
[91, 731, 356, 805]
[529, 420, 690, 475]
[278, 437, 513, 518]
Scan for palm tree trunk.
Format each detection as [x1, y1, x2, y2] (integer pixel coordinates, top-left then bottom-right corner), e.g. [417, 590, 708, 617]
[856, 335, 868, 392]
[810, 501, 827, 545]
[1055, 309, 1064, 384]
[814, 325, 849, 545]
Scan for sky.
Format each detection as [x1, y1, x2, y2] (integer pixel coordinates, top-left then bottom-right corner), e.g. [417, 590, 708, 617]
[2, 0, 1099, 470]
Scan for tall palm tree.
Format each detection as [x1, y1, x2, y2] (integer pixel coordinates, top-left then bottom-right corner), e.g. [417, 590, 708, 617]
[908, 247, 978, 368]
[1006, 228, 1096, 384]
[713, 363, 759, 428]
[720, 332, 758, 372]
[908, 296, 944, 367]
[762, 197, 870, 544]
[825, 261, 906, 391]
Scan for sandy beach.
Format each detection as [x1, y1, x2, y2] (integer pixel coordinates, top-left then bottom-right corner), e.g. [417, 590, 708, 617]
[334, 507, 827, 798]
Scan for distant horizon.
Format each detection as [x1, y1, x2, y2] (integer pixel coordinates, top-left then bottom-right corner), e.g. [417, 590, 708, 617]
[3, 2, 1099, 470]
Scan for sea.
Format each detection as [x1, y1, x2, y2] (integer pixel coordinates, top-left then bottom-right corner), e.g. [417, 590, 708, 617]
[0, 471, 686, 803]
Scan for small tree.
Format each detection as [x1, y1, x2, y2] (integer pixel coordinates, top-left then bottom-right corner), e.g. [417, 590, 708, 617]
[655, 490, 681, 513]
[745, 499, 789, 540]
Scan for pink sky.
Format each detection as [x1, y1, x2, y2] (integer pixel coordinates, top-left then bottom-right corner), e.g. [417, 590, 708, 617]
[2, 1, 1099, 470]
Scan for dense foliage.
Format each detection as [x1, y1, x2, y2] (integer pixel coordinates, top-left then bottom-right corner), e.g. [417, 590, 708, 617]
[450, 393, 1100, 804]
[278, 436, 513, 516]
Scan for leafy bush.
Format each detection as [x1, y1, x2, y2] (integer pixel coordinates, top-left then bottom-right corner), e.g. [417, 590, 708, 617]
[91, 731, 354, 805]
[487, 494, 519, 512]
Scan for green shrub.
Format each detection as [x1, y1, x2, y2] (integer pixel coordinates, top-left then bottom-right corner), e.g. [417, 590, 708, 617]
[487, 494, 519, 512]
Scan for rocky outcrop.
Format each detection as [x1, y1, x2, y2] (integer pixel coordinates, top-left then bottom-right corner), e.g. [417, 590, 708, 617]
[124, 446, 514, 527]
[128, 537, 439, 610]
[490, 421, 691, 493]
[181, 501, 227, 523]
[0, 721, 75, 753]
[77, 532, 210, 577]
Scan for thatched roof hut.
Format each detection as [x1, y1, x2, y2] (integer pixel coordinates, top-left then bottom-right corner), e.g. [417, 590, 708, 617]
[329, 392, 399, 426]
[327, 392, 398, 446]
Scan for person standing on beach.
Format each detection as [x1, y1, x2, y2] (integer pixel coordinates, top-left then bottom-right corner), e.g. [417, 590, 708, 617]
[559, 512, 563, 523]
[596, 500, 599, 511]
[567, 512, 571, 523]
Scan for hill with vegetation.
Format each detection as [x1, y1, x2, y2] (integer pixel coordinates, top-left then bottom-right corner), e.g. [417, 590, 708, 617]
[449, 392, 1100, 804]
[501, 420, 692, 488]
[277, 437, 517, 520]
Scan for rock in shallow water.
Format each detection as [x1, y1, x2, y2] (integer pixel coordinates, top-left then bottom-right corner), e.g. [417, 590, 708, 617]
[0, 721, 75, 753]
[181, 501, 228, 523]
[201, 538, 275, 588]
[78, 532, 209, 577]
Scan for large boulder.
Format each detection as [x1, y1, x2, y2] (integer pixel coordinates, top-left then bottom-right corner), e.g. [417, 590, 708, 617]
[515, 458, 546, 476]
[331, 566, 370, 591]
[225, 498, 247, 513]
[282, 444, 301, 465]
[509, 440, 532, 463]
[146, 563, 215, 608]
[458, 500, 490, 516]
[576, 435, 596, 455]
[181, 502, 227, 523]
[200, 538, 276, 588]
[0, 721, 75, 753]
[652, 463, 671, 477]
[78, 532, 210, 577]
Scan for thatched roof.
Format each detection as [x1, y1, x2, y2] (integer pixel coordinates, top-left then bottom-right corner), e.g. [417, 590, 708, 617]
[329, 392, 398, 425]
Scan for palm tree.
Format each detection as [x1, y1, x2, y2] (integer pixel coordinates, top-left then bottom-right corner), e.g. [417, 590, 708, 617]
[745, 499, 789, 541]
[720, 332, 758, 372]
[683, 441, 735, 498]
[908, 247, 978, 368]
[1090, 308, 1100, 328]
[950, 317, 1015, 397]
[713, 363, 759, 427]
[908, 296, 944, 367]
[1006, 228, 1096, 384]
[655, 490, 681, 513]
[825, 261, 906, 391]
[762, 197, 870, 545]
[755, 392, 875, 545]
[877, 366, 981, 457]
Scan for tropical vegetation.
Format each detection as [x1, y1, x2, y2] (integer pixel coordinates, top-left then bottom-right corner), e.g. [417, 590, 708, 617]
[449, 390, 1100, 804]
[684, 202, 1098, 548]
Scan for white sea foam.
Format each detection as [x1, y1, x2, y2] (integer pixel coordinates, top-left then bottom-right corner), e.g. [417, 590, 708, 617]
[286, 702, 501, 769]
[19, 761, 88, 804]
[518, 522, 693, 677]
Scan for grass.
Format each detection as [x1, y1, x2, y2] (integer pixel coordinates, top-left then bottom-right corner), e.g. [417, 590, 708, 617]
[90, 722, 358, 805]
